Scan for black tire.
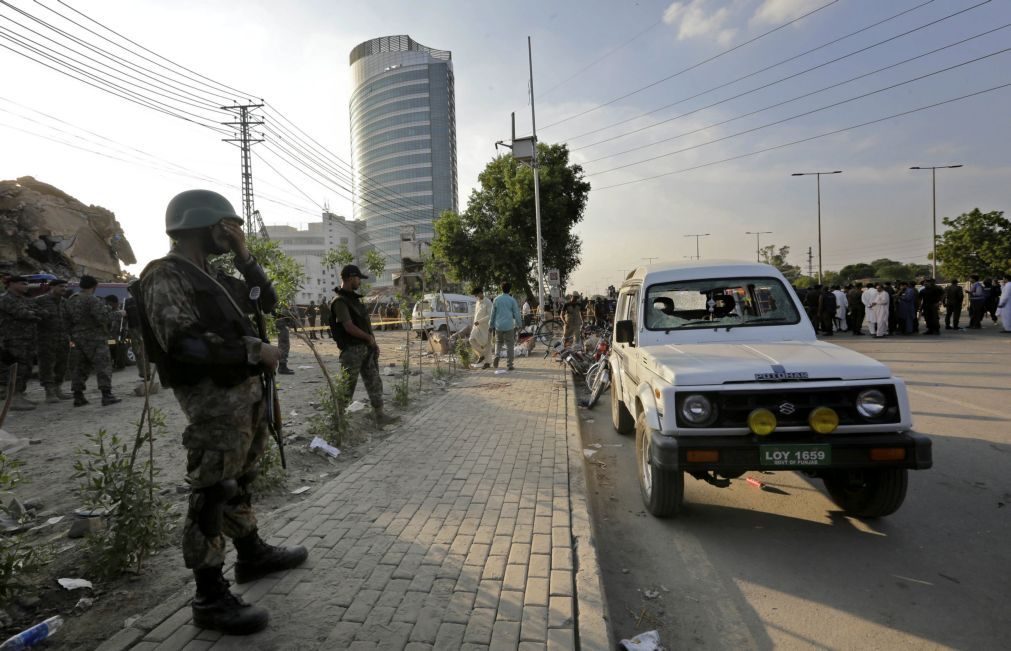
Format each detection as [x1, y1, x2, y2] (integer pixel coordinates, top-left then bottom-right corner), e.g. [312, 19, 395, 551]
[823, 468, 908, 518]
[586, 364, 608, 408]
[635, 413, 683, 517]
[611, 379, 634, 435]
[535, 319, 564, 347]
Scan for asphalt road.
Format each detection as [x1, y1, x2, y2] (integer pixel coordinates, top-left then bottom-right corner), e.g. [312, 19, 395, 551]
[578, 325, 1011, 650]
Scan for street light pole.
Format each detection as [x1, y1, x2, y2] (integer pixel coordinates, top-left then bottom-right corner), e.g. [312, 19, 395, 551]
[529, 36, 545, 313]
[685, 233, 710, 260]
[745, 231, 772, 263]
[791, 171, 842, 285]
[910, 164, 963, 279]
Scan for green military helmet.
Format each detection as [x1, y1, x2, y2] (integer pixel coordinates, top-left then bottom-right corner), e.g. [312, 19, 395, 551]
[165, 189, 242, 234]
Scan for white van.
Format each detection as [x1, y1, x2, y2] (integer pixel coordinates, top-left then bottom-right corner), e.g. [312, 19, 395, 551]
[411, 293, 476, 336]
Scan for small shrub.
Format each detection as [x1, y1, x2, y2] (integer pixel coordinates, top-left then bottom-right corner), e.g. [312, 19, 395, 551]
[251, 445, 286, 493]
[307, 368, 350, 448]
[0, 453, 49, 605]
[455, 338, 473, 368]
[393, 361, 410, 408]
[73, 408, 173, 577]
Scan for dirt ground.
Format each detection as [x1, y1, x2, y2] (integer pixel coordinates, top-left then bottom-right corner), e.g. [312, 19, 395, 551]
[0, 328, 462, 649]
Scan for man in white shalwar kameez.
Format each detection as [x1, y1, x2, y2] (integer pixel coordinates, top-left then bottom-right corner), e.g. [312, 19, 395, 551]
[997, 275, 1011, 333]
[861, 285, 878, 336]
[469, 286, 494, 368]
[872, 283, 890, 338]
[832, 286, 848, 331]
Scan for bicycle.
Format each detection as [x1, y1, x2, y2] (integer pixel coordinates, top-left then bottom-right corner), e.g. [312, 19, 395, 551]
[583, 334, 611, 408]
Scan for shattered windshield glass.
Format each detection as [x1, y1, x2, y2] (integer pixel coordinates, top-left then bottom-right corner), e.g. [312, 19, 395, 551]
[644, 277, 801, 330]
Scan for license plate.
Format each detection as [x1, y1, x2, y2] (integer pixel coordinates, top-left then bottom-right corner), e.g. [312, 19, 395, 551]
[760, 444, 831, 467]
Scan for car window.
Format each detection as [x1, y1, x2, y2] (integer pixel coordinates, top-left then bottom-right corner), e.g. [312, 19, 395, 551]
[625, 289, 639, 331]
[644, 277, 800, 330]
[451, 301, 469, 313]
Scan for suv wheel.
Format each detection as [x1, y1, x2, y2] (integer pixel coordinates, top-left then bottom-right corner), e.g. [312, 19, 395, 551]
[611, 380, 634, 435]
[635, 413, 683, 517]
[823, 468, 908, 518]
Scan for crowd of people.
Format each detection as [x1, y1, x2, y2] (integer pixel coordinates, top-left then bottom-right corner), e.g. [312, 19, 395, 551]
[0, 274, 126, 412]
[795, 275, 1011, 338]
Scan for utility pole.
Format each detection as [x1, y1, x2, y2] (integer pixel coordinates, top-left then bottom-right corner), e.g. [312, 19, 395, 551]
[791, 170, 842, 285]
[910, 164, 963, 278]
[528, 37, 545, 314]
[807, 246, 814, 278]
[745, 231, 772, 263]
[684, 233, 710, 260]
[222, 103, 265, 236]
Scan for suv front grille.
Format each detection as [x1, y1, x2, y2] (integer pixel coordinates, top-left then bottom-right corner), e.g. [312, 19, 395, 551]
[676, 386, 900, 428]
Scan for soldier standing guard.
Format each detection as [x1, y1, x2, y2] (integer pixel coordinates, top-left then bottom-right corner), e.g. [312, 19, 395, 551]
[34, 278, 71, 403]
[134, 190, 306, 635]
[329, 265, 400, 427]
[0, 276, 41, 411]
[64, 275, 121, 407]
[274, 304, 294, 375]
[318, 296, 331, 339]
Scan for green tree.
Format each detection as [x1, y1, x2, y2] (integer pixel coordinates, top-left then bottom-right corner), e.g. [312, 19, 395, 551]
[837, 263, 876, 282]
[759, 245, 802, 282]
[935, 208, 1011, 278]
[432, 143, 590, 300]
[322, 243, 354, 271]
[211, 236, 305, 306]
[364, 248, 386, 280]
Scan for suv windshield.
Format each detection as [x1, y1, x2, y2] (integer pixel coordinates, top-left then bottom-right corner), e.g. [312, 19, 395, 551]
[644, 276, 801, 330]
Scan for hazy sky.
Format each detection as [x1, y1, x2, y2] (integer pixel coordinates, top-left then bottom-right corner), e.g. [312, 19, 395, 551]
[2, 0, 1009, 294]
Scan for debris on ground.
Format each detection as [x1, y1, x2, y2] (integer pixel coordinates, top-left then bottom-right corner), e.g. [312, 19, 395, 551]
[583, 449, 598, 459]
[618, 629, 663, 651]
[347, 400, 366, 413]
[308, 437, 340, 458]
[67, 517, 104, 539]
[643, 589, 660, 600]
[57, 578, 93, 591]
[290, 486, 311, 495]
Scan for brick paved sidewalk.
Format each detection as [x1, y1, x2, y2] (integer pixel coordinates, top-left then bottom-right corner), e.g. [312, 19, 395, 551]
[98, 355, 608, 651]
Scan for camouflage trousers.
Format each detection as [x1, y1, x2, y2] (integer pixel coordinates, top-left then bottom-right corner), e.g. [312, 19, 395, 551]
[277, 323, 290, 365]
[174, 376, 268, 569]
[70, 338, 113, 392]
[340, 344, 383, 409]
[37, 334, 69, 388]
[128, 327, 150, 380]
[0, 339, 34, 393]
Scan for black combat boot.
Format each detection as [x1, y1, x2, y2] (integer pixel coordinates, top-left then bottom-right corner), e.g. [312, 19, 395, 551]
[277, 365, 294, 375]
[101, 389, 121, 406]
[191, 566, 269, 635]
[233, 530, 308, 584]
[73, 391, 89, 407]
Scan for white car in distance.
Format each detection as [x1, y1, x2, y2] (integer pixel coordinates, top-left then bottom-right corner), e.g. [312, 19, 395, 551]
[609, 261, 932, 518]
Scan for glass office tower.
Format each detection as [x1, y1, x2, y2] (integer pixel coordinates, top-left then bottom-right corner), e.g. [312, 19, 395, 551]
[349, 35, 459, 285]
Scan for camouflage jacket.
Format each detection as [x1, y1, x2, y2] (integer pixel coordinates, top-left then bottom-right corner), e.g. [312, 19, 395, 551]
[34, 292, 67, 339]
[64, 292, 113, 342]
[0, 291, 40, 346]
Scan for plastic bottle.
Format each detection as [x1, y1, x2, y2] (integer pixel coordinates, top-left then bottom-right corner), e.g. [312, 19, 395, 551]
[0, 616, 63, 650]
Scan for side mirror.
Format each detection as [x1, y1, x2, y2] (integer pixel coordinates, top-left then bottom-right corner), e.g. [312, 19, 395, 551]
[615, 320, 635, 345]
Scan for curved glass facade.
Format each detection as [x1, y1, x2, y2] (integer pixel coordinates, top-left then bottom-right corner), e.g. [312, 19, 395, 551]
[349, 35, 458, 285]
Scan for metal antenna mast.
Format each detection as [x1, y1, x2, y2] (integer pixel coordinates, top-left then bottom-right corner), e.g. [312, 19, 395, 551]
[222, 103, 265, 235]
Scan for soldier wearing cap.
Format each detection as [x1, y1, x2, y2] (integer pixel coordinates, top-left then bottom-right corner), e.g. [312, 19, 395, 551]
[64, 275, 121, 407]
[329, 265, 400, 427]
[34, 278, 71, 403]
[134, 189, 307, 635]
[0, 275, 41, 411]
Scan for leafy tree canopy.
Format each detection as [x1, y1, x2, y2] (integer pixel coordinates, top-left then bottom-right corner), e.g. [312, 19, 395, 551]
[322, 243, 354, 270]
[211, 236, 305, 308]
[935, 208, 1010, 279]
[432, 143, 589, 302]
[759, 245, 802, 282]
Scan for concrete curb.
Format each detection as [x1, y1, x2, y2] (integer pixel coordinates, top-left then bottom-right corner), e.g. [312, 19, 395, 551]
[561, 366, 612, 650]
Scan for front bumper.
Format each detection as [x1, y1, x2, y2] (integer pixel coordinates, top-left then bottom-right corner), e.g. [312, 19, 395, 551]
[651, 430, 932, 473]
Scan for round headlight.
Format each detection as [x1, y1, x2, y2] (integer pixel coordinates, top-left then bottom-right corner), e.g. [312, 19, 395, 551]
[808, 406, 839, 434]
[681, 394, 713, 425]
[747, 408, 777, 436]
[856, 389, 887, 418]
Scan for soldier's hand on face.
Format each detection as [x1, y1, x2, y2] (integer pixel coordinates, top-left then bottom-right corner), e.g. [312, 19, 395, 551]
[259, 342, 281, 371]
[218, 219, 251, 261]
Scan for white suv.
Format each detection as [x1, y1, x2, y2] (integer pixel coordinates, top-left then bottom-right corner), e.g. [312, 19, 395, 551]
[609, 261, 931, 518]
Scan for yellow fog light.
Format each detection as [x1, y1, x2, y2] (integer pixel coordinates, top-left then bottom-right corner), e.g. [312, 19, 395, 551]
[747, 408, 777, 436]
[808, 407, 839, 434]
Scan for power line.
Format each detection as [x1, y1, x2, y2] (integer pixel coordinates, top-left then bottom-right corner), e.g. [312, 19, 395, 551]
[576, 14, 1006, 157]
[594, 81, 1011, 191]
[539, 0, 841, 131]
[585, 48, 1010, 176]
[561, 0, 944, 144]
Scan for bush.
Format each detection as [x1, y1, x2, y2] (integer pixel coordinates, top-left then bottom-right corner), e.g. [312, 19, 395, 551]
[307, 368, 349, 448]
[0, 453, 49, 605]
[455, 338, 473, 368]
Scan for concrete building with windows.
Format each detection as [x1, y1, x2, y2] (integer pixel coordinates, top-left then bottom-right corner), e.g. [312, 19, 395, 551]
[266, 211, 358, 305]
[349, 35, 458, 286]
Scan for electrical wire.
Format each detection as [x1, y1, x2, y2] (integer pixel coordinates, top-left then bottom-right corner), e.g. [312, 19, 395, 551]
[586, 48, 1010, 176]
[539, 0, 841, 130]
[593, 81, 1011, 191]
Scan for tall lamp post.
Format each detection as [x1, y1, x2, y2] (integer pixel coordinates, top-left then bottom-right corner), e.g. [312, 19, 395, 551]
[745, 231, 772, 263]
[685, 233, 710, 260]
[791, 170, 842, 284]
[910, 164, 963, 279]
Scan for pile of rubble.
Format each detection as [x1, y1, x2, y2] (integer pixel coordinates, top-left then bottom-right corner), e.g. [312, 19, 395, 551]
[0, 176, 135, 281]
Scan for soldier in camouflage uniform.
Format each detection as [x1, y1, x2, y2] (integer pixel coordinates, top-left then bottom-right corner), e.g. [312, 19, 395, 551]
[63, 275, 121, 407]
[135, 190, 306, 635]
[34, 278, 71, 403]
[330, 265, 399, 427]
[0, 276, 41, 411]
[274, 305, 294, 375]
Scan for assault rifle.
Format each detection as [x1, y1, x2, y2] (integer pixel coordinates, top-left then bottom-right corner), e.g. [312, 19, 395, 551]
[249, 286, 285, 468]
